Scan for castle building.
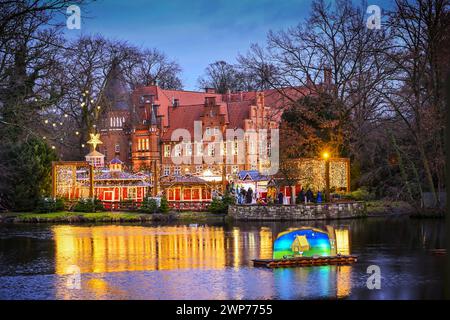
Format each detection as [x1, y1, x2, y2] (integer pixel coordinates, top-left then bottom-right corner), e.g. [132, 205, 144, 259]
[95, 64, 348, 206]
[97, 65, 311, 198]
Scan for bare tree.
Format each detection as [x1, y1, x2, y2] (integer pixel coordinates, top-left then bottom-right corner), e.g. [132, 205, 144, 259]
[382, 0, 450, 207]
[121, 47, 183, 90]
[239, 0, 394, 163]
[197, 61, 240, 93]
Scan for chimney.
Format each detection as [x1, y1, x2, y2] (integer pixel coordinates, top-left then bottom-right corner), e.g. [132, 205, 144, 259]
[205, 87, 216, 94]
[205, 96, 216, 106]
[324, 67, 332, 86]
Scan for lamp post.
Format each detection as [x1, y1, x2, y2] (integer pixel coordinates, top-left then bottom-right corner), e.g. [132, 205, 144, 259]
[322, 151, 330, 203]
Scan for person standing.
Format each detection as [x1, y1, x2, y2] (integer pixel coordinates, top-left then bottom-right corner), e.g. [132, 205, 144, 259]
[306, 188, 314, 203]
[316, 191, 323, 203]
[240, 187, 246, 205]
[278, 191, 284, 205]
[246, 187, 253, 204]
[297, 189, 306, 204]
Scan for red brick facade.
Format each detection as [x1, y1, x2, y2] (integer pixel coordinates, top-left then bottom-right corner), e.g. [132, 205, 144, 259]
[98, 83, 312, 196]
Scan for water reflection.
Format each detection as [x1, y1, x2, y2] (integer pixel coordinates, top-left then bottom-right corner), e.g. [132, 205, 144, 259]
[0, 218, 446, 299]
[51, 224, 353, 299]
[54, 225, 229, 273]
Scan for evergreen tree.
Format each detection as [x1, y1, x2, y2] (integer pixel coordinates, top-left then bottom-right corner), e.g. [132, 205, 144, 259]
[0, 137, 58, 211]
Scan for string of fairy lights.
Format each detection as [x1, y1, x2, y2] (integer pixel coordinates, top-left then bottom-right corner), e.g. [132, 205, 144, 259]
[294, 159, 348, 191]
[40, 89, 102, 151]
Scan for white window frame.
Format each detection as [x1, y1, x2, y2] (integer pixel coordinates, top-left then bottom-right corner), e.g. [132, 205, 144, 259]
[174, 144, 182, 157]
[185, 143, 192, 156]
[164, 145, 171, 157]
[163, 166, 170, 176]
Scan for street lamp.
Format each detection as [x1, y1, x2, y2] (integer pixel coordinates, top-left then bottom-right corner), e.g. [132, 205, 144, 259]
[322, 151, 330, 202]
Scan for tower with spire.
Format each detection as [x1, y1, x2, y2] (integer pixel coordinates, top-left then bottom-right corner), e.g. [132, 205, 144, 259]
[98, 58, 132, 165]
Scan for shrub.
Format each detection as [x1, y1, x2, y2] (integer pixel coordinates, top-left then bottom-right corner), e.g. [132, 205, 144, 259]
[139, 198, 158, 213]
[209, 192, 235, 214]
[159, 196, 170, 213]
[34, 198, 65, 213]
[119, 199, 136, 210]
[73, 198, 104, 212]
[343, 187, 374, 201]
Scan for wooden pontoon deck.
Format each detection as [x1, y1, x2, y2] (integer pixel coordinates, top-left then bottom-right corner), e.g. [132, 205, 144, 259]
[252, 255, 358, 268]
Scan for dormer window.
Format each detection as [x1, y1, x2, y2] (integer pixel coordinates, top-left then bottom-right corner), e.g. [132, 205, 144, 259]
[172, 98, 179, 107]
[140, 94, 153, 104]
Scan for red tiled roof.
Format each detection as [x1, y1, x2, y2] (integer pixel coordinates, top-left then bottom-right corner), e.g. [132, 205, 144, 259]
[161, 104, 204, 141]
[133, 85, 314, 141]
[227, 101, 251, 129]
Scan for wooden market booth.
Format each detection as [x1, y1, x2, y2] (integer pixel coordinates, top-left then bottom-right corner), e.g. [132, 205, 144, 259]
[161, 175, 221, 211]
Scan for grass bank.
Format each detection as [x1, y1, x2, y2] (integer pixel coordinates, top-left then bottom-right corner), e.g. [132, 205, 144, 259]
[365, 200, 416, 216]
[0, 211, 226, 223]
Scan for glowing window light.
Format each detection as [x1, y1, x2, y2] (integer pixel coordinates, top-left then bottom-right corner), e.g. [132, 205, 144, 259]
[335, 229, 350, 255]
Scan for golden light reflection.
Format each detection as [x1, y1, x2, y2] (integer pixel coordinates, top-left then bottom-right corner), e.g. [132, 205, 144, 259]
[336, 265, 352, 298]
[259, 227, 273, 259]
[54, 225, 226, 274]
[335, 229, 350, 255]
[232, 228, 240, 269]
[53, 225, 353, 299]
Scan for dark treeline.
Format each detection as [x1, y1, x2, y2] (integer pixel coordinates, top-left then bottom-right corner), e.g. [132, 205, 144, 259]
[0, 0, 448, 211]
[0, 0, 183, 210]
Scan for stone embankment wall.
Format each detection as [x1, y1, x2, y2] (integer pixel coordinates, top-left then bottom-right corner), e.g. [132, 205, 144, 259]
[228, 202, 366, 221]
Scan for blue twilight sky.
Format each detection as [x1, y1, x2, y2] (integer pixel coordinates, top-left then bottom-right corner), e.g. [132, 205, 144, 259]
[66, 0, 393, 90]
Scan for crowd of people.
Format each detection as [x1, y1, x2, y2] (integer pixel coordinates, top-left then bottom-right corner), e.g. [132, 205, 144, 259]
[225, 181, 326, 206]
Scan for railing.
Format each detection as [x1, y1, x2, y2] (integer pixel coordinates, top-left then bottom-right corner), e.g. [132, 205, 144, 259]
[102, 201, 142, 211]
[169, 201, 211, 211]
[63, 200, 212, 212]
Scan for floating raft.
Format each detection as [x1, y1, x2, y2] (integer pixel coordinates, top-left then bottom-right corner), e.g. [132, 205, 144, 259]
[252, 255, 358, 268]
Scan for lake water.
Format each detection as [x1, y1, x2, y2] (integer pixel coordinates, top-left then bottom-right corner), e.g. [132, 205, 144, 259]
[0, 217, 447, 299]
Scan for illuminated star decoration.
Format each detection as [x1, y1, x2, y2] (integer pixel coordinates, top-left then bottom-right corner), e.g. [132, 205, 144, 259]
[87, 133, 103, 151]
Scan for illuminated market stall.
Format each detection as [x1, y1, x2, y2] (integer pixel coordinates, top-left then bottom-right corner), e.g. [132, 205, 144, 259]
[161, 175, 219, 211]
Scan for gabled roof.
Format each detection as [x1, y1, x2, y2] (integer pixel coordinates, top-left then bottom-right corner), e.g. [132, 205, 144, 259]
[160, 175, 209, 185]
[86, 150, 105, 157]
[130, 84, 315, 141]
[237, 170, 270, 181]
[110, 157, 123, 164]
